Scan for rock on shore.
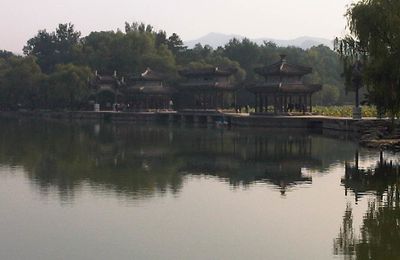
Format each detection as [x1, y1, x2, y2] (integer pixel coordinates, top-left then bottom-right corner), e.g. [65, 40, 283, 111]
[355, 120, 400, 151]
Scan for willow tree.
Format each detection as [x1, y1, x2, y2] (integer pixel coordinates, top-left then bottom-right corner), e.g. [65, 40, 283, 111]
[336, 0, 400, 121]
[47, 63, 92, 109]
[0, 56, 44, 109]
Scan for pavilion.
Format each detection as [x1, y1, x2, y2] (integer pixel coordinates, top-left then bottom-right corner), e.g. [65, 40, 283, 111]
[89, 71, 124, 110]
[247, 55, 322, 115]
[124, 68, 175, 111]
[178, 67, 239, 111]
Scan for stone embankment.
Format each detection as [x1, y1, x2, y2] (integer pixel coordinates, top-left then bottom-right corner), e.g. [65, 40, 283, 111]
[355, 120, 400, 151]
[0, 110, 399, 152]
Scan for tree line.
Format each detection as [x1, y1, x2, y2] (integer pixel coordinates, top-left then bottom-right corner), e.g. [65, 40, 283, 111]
[0, 22, 349, 110]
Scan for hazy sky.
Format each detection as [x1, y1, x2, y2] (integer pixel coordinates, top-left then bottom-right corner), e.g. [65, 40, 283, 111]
[1, 0, 354, 53]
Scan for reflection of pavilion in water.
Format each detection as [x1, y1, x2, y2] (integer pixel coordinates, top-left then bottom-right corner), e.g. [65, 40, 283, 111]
[0, 119, 357, 202]
[176, 130, 318, 195]
[69, 125, 320, 196]
[343, 151, 400, 202]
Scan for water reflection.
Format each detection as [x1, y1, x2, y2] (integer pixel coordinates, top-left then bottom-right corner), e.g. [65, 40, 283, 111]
[343, 151, 400, 202]
[0, 118, 359, 202]
[177, 132, 316, 195]
[335, 153, 400, 259]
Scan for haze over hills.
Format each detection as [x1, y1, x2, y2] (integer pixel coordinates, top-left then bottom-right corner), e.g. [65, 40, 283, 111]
[184, 32, 334, 49]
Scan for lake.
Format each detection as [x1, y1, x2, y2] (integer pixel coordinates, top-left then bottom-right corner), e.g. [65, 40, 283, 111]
[0, 118, 398, 260]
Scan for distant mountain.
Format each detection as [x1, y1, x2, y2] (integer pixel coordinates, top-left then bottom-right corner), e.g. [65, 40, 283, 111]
[184, 32, 244, 49]
[184, 32, 333, 50]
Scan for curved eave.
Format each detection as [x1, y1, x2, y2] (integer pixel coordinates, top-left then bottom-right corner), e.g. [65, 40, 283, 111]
[91, 75, 122, 86]
[124, 86, 176, 95]
[90, 81, 120, 87]
[254, 63, 312, 77]
[179, 72, 234, 78]
[178, 68, 237, 78]
[178, 83, 240, 91]
[128, 77, 164, 83]
[257, 71, 310, 77]
[247, 83, 322, 94]
[90, 87, 124, 96]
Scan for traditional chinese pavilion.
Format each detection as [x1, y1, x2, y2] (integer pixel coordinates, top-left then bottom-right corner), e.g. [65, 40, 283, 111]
[124, 68, 175, 111]
[247, 55, 322, 115]
[178, 67, 239, 111]
[90, 71, 124, 110]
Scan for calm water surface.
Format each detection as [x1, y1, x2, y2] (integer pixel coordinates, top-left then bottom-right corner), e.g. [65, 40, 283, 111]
[0, 119, 398, 260]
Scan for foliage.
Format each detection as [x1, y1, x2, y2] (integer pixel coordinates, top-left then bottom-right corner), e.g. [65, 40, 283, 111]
[46, 63, 92, 109]
[80, 25, 177, 77]
[0, 55, 44, 109]
[23, 23, 81, 73]
[222, 38, 261, 81]
[313, 84, 340, 105]
[0, 21, 353, 110]
[336, 0, 400, 120]
[0, 50, 14, 59]
[334, 158, 400, 259]
[313, 106, 377, 118]
[167, 33, 186, 55]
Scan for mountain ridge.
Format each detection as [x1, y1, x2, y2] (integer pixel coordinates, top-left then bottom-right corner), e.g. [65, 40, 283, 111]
[184, 32, 333, 49]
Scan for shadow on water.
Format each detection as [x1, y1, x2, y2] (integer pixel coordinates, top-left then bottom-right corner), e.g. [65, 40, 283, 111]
[0, 118, 360, 202]
[334, 151, 400, 260]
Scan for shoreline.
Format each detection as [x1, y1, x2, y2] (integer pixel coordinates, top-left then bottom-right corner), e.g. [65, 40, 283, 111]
[1, 110, 398, 152]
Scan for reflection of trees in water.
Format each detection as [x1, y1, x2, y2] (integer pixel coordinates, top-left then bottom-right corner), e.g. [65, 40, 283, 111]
[0, 120, 184, 202]
[334, 204, 356, 260]
[343, 151, 400, 203]
[0, 119, 358, 201]
[334, 153, 400, 259]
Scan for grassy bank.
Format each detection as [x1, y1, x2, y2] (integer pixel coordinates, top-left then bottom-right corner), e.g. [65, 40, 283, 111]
[313, 106, 377, 118]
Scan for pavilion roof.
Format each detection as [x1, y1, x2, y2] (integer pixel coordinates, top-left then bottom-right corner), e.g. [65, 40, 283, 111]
[247, 83, 322, 94]
[140, 68, 165, 81]
[128, 68, 166, 82]
[179, 81, 240, 91]
[90, 73, 122, 87]
[124, 84, 175, 95]
[179, 67, 237, 78]
[255, 55, 312, 77]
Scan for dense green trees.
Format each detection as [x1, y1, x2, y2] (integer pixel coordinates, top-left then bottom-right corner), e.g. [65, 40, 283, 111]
[1, 21, 351, 110]
[0, 55, 44, 109]
[80, 23, 179, 79]
[1, 23, 181, 110]
[222, 38, 261, 81]
[0, 54, 91, 110]
[23, 23, 81, 73]
[46, 64, 92, 109]
[336, 0, 400, 120]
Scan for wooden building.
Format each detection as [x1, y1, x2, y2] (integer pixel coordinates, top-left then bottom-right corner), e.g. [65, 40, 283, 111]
[247, 55, 322, 115]
[90, 71, 124, 110]
[124, 68, 175, 111]
[178, 67, 239, 111]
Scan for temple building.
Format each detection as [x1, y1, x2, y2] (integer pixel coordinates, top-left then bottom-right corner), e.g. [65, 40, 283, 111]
[90, 71, 124, 110]
[178, 67, 239, 111]
[247, 55, 322, 115]
[124, 68, 175, 111]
